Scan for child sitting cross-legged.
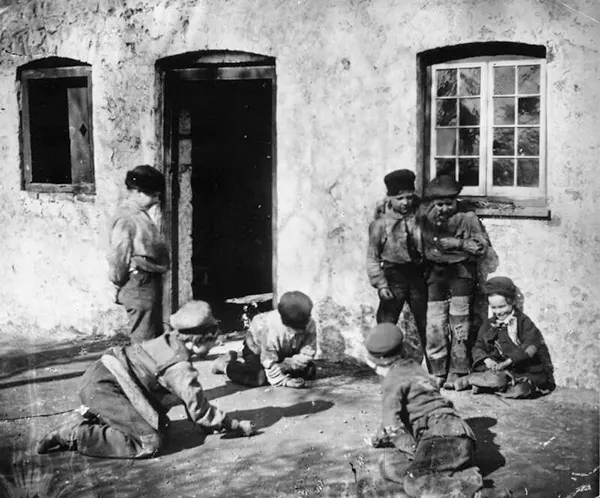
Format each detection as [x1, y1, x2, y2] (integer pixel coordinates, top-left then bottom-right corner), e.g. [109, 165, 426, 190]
[364, 323, 511, 498]
[456, 276, 555, 398]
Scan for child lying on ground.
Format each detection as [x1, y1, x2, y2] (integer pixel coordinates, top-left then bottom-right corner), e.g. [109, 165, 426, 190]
[456, 276, 555, 398]
[212, 291, 317, 388]
[364, 323, 511, 498]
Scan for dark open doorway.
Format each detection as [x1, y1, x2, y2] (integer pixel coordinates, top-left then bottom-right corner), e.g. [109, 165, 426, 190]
[159, 53, 276, 325]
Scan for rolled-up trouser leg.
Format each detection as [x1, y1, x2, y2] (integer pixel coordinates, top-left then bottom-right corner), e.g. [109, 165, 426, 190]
[448, 296, 471, 377]
[425, 301, 450, 377]
[226, 346, 268, 387]
[78, 361, 163, 458]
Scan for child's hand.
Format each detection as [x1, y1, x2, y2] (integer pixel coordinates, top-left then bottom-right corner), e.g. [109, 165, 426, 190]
[484, 358, 499, 370]
[378, 288, 394, 301]
[497, 359, 513, 370]
[439, 237, 463, 250]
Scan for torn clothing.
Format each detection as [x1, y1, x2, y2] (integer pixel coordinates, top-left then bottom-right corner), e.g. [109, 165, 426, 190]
[376, 359, 482, 497]
[367, 211, 422, 290]
[107, 199, 170, 287]
[244, 310, 317, 372]
[471, 309, 554, 390]
[422, 211, 488, 265]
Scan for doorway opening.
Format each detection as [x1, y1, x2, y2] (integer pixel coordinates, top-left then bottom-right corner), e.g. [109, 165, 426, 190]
[159, 52, 276, 330]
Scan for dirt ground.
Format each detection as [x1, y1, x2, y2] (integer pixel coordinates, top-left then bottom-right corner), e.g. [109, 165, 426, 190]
[0, 335, 598, 498]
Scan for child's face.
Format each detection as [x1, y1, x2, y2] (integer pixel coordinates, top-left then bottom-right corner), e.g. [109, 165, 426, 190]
[432, 197, 458, 220]
[365, 357, 391, 377]
[388, 193, 415, 215]
[488, 294, 514, 321]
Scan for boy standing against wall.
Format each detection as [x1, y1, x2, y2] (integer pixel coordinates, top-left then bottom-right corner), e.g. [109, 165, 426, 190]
[367, 170, 427, 355]
[419, 176, 489, 389]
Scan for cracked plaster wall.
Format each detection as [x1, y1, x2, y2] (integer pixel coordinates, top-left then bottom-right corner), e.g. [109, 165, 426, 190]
[0, 0, 598, 388]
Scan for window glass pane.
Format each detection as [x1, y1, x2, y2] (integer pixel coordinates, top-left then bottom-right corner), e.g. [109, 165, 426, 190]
[517, 128, 540, 156]
[459, 98, 480, 126]
[518, 97, 540, 125]
[436, 69, 457, 97]
[459, 158, 479, 186]
[435, 158, 456, 177]
[493, 128, 515, 156]
[517, 159, 540, 187]
[518, 65, 541, 94]
[459, 68, 480, 96]
[494, 97, 515, 125]
[436, 99, 457, 126]
[459, 128, 479, 155]
[436, 129, 457, 155]
[494, 66, 515, 95]
[493, 159, 515, 186]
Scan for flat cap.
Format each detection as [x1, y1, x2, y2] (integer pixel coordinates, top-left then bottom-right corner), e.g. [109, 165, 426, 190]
[384, 169, 416, 196]
[170, 300, 218, 334]
[364, 323, 404, 365]
[485, 276, 517, 299]
[423, 175, 462, 200]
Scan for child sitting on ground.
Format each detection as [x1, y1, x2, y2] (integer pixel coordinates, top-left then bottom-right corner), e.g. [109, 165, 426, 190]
[457, 276, 555, 398]
[212, 291, 317, 388]
[364, 323, 511, 498]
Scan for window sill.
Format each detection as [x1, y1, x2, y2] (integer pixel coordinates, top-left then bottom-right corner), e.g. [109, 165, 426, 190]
[459, 197, 550, 220]
[26, 183, 96, 203]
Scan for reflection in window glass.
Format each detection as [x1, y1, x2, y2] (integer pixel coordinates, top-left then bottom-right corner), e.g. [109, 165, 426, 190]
[459, 68, 481, 96]
[518, 65, 540, 94]
[493, 128, 515, 156]
[459, 98, 480, 126]
[494, 97, 515, 125]
[518, 128, 539, 156]
[459, 158, 479, 186]
[493, 159, 514, 186]
[459, 128, 479, 155]
[436, 158, 456, 177]
[436, 99, 457, 126]
[518, 97, 540, 125]
[494, 66, 515, 95]
[436, 129, 457, 155]
[437, 69, 457, 97]
[517, 159, 540, 186]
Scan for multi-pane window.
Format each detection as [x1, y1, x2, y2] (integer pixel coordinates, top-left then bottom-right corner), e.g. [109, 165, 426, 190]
[19, 65, 95, 193]
[430, 58, 545, 199]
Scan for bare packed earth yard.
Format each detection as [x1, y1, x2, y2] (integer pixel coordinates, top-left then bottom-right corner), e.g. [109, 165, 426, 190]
[0, 336, 598, 498]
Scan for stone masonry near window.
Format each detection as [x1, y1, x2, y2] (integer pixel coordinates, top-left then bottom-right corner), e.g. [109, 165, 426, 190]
[0, 0, 598, 389]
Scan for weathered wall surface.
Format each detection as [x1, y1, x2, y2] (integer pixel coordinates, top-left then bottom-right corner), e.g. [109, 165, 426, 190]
[0, 0, 598, 388]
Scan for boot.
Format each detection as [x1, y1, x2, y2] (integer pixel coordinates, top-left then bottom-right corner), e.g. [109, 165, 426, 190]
[211, 351, 238, 375]
[454, 375, 472, 391]
[37, 410, 86, 454]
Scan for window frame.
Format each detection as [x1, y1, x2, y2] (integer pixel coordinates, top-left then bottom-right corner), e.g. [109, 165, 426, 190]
[20, 65, 95, 195]
[429, 57, 546, 201]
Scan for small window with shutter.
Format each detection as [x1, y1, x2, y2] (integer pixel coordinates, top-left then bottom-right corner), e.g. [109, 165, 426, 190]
[19, 62, 94, 194]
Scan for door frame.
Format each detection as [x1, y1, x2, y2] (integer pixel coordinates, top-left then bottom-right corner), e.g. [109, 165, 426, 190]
[159, 60, 277, 315]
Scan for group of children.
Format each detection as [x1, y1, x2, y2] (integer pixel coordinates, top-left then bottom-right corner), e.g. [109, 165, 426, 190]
[37, 165, 555, 498]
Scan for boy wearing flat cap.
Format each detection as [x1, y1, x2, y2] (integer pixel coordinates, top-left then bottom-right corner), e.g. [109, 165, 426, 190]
[418, 175, 489, 389]
[212, 291, 317, 388]
[107, 165, 170, 343]
[367, 170, 427, 356]
[37, 301, 255, 459]
[364, 324, 510, 498]
[459, 276, 554, 398]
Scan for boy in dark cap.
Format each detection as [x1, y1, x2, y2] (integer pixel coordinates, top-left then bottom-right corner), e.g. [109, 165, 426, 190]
[107, 165, 170, 343]
[212, 291, 317, 388]
[367, 170, 427, 357]
[457, 276, 554, 397]
[37, 300, 255, 459]
[418, 175, 489, 389]
[364, 323, 511, 498]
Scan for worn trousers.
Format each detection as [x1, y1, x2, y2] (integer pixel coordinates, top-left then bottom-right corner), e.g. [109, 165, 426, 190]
[117, 270, 164, 343]
[425, 263, 474, 378]
[376, 264, 428, 353]
[76, 360, 165, 458]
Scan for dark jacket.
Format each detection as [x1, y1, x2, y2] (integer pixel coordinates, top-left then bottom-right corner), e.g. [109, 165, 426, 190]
[472, 309, 554, 389]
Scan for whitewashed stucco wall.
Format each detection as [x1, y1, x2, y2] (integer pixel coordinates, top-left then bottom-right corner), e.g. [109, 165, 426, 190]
[0, 0, 598, 387]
